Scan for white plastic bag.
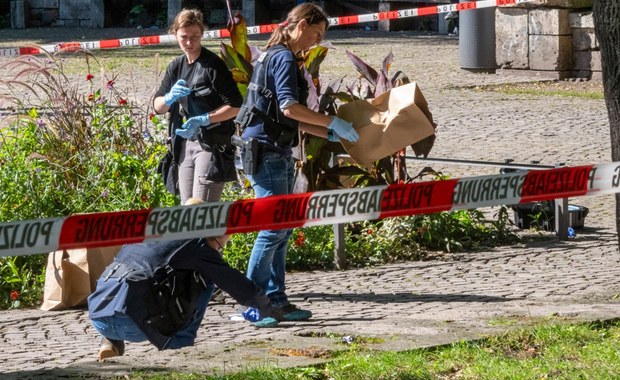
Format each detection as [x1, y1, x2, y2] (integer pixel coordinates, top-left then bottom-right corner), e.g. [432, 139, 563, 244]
[292, 167, 309, 194]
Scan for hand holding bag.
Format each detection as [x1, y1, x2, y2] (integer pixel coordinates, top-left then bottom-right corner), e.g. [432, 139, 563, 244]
[336, 82, 436, 164]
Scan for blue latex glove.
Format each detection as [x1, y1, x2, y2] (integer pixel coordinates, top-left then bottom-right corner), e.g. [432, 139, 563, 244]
[163, 79, 192, 106]
[242, 307, 262, 322]
[175, 114, 210, 139]
[327, 116, 359, 142]
[327, 129, 340, 142]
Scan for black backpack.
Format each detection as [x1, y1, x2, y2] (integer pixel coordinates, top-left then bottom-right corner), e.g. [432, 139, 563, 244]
[123, 240, 210, 350]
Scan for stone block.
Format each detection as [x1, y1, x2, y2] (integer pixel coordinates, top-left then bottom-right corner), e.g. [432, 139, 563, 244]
[62, 19, 80, 27]
[168, 0, 182, 27]
[572, 28, 597, 51]
[496, 8, 529, 69]
[529, 34, 572, 70]
[59, 0, 90, 20]
[573, 50, 601, 71]
[242, 0, 271, 26]
[378, 2, 390, 32]
[518, 0, 592, 8]
[90, 0, 105, 28]
[28, 0, 59, 8]
[529, 8, 570, 35]
[208, 9, 226, 25]
[569, 11, 594, 28]
[30, 8, 58, 26]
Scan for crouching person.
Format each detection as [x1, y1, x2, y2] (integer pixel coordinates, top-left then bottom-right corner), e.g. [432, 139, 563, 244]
[88, 232, 278, 361]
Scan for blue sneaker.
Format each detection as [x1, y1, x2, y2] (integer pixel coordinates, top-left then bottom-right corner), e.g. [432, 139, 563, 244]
[277, 304, 312, 321]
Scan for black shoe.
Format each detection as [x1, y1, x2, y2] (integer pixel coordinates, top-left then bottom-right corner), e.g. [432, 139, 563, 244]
[276, 304, 312, 321]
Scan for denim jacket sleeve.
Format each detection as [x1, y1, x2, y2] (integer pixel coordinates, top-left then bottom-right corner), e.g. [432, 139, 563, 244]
[268, 49, 300, 111]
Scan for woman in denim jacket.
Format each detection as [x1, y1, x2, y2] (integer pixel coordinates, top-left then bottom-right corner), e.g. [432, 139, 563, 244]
[238, 3, 359, 321]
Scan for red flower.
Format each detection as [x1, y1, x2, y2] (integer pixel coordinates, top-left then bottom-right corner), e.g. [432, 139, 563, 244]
[294, 231, 305, 247]
[119, 98, 127, 106]
[88, 93, 94, 101]
[10, 290, 19, 301]
[149, 113, 156, 121]
[367, 229, 374, 235]
[85, 73, 94, 81]
[107, 80, 115, 89]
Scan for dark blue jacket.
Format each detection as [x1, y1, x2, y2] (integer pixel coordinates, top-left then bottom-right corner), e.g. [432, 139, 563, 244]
[88, 238, 272, 350]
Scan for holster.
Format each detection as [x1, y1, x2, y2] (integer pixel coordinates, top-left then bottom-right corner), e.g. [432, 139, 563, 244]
[231, 135, 259, 175]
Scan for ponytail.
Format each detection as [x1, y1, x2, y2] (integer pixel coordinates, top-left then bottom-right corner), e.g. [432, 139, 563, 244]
[264, 3, 328, 49]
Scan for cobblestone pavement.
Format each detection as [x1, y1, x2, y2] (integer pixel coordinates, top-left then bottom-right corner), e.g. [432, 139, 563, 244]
[1, 29, 618, 379]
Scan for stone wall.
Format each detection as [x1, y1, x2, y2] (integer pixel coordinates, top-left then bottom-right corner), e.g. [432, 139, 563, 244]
[496, 1, 598, 79]
[10, 0, 104, 28]
[10, 0, 294, 28]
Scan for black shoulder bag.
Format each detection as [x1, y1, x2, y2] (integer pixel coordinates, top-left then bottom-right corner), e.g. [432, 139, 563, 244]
[157, 103, 183, 195]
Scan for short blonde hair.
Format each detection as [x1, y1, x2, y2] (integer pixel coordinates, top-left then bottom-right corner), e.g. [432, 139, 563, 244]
[169, 8, 205, 35]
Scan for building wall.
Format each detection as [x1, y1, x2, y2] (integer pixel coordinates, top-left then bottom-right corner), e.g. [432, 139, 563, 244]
[496, 1, 598, 79]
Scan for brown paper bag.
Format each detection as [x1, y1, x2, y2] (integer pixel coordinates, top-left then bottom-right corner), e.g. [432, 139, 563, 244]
[41, 246, 121, 311]
[337, 82, 436, 165]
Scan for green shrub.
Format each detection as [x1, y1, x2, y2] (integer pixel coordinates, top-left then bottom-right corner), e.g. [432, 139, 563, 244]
[0, 49, 175, 308]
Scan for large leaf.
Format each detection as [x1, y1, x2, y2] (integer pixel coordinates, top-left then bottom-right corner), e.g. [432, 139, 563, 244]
[304, 43, 332, 84]
[220, 42, 253, 81]
[317, 78, 343, 115]
[381, 50, 394, 77]
[304, 134, 328, 160]
[374, 69, 391, 97]
[391, 71, 410, 87]
[374, 50, 394, 96]
[345, 49, 378, 87]
[227, 12, 252, 62]
[303, 67, 320, 112]
[331, 90, 356, 103]
[230, 68, 249, 83]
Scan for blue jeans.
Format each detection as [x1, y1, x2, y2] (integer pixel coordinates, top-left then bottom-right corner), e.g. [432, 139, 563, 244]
[91, 284, 215, 349]
[247, 151, 295, 307]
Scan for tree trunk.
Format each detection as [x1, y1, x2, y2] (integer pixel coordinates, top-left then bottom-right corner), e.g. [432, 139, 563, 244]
[593, 0, 620, 246]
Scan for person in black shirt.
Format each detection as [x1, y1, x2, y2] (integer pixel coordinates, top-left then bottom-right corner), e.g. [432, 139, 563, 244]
[153, 8, 243, 204]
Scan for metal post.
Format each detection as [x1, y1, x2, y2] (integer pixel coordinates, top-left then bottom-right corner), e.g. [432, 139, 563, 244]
[333, 223, 347, 269]
[167, 0, 181, 28]
[378, 1, 391, 32]
[10, 0, 27, 29]
[555, 197, 569, 240]
[331, 152, 347, 269]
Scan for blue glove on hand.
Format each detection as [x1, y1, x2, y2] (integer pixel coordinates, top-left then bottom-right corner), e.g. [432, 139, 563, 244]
[175, 114, 210, 139]
[327, 129, 340, 142]
[163, 79, 192, 106]
[327, 116, 359, 143]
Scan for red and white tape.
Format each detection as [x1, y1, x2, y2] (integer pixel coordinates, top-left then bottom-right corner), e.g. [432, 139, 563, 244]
[0, 0, 533, 58]
[1, 161, 617, 258]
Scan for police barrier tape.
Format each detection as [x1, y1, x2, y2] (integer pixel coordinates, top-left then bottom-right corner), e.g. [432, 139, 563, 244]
[3, 161, 620, 258]
[0, 0, 534, 58]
